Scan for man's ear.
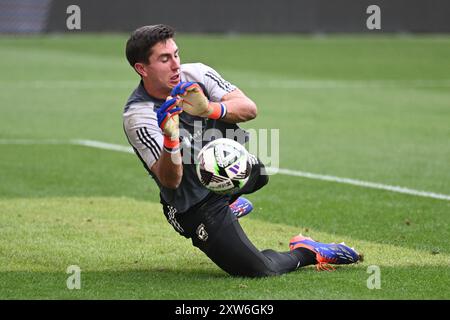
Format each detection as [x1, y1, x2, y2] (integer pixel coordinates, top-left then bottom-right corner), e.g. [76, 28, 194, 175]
[134, 63, 147, 77]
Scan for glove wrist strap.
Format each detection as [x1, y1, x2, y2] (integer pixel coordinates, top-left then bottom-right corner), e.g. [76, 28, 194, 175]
[207, 102, 227, 120]
[163, 136, 180, 153]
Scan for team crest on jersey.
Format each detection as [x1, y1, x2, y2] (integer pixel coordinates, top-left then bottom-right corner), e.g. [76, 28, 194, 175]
[196, 223, 208, 241]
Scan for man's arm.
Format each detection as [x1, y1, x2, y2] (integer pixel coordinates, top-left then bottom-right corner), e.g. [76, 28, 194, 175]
[150, 149, 182, 189]
[152, 97, 183, 189]
[212, 88, 257, 124]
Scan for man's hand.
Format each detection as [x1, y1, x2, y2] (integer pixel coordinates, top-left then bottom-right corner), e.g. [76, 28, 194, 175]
[171, 82, 226, 119]
[171, 82, 210, 117]
[156, 97, 182, 140]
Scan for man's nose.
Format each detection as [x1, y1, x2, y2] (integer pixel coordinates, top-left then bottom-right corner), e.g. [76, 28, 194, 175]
[171, 57, 180, 69]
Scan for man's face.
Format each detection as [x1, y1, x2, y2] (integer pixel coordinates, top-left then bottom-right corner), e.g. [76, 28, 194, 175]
[137, 38, 181, 97]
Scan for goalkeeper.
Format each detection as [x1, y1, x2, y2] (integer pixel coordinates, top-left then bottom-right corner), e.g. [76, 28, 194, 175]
[123, 25, 361, 277]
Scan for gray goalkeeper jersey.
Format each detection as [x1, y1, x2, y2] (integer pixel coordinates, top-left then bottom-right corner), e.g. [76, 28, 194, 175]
[123, 63, 247, 212]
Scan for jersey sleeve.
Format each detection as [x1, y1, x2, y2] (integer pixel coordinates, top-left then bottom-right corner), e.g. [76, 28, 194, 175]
[181, 63, 236, 102]
[123, 102, 163, 170]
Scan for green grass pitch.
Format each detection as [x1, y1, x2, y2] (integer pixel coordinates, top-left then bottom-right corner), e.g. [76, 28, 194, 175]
[0, 34, 449, 299]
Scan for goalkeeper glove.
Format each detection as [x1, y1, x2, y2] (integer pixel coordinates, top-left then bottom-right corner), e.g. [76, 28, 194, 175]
[171, 82, 227, 119]
[156, 97, 182, 152]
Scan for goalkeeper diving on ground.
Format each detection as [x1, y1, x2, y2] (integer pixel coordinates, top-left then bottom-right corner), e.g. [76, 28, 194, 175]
[122, 24, 362, 277]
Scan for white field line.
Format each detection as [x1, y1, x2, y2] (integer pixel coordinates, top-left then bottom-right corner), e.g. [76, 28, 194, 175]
[1, 79, 450, 89]
[70, 139, 134, 154]
[0, 138, 66, 144]
[2, 138, 449, 201]
[244, 79, 450, 89]
[266, 167, 450, 201]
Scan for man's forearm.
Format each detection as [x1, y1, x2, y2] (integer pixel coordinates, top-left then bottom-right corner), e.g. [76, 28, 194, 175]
[214, 98, 257, 124]
[215, 88, 258, 124]
[154, 96, 183, 189]
[152, 150, 183, 189]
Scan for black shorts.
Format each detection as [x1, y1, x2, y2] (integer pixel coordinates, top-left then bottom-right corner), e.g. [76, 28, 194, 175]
[162, 191, 235, 246]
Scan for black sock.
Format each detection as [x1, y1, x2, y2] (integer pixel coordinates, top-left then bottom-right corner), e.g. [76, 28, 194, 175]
[291, 248, 317, 267]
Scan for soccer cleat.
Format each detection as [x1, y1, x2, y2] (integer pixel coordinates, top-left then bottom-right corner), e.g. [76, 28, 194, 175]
[289, 235, 362, 271]
[229, 197, 253, 219]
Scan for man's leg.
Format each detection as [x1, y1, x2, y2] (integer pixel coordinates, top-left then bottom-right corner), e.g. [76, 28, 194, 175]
[161, 174, 315, 278]
[190, 195, 316, 278]
[193, 217, 316, 277]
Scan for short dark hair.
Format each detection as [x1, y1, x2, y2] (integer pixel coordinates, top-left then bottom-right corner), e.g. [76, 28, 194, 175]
[125, 24, 175, 67]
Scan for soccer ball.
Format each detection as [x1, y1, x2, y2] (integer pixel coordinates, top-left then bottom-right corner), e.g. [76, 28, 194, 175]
[196, 138, 251, 194]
